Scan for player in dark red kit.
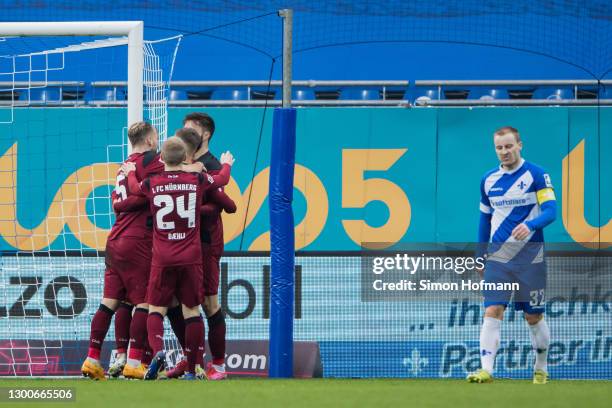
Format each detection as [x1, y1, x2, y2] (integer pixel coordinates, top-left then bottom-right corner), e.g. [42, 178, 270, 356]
[163, 127, 237, 378]
[82, 122, 163, 380]
[183, 112, 230, 380]
[122, 137, 235, 380]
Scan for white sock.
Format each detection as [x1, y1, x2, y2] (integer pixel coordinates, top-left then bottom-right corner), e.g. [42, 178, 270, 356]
[480, 316, 502, 374]
[86, 357, 100, 365]
[116, 353, 126, 362]
[528, 319, 550, 373]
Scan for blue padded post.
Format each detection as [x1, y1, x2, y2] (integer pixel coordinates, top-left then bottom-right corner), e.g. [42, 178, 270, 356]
[268, 107, 297, 378]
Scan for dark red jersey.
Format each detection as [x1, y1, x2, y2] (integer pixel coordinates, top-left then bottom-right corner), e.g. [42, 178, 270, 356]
[128, 164, 231, 267]
[202, 188, 236, 216]
[195, 151, 225, 246]
[108, 150, 164, 241]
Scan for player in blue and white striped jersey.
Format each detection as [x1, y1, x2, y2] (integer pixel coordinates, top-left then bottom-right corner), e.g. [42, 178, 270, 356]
[467, 126, 557, 385]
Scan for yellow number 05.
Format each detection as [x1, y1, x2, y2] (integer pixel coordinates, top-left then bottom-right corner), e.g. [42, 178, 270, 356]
[342, 149, 411, 249]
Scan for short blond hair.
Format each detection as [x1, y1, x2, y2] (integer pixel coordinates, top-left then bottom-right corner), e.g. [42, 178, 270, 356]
[494, 126, 521, 142]
[128, 121, 154, 146]
[161, 137, 187, 166]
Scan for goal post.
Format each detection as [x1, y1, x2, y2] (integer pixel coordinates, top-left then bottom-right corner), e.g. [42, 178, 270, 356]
[0, 21, 144, 132]
[0, 22, 181, 377]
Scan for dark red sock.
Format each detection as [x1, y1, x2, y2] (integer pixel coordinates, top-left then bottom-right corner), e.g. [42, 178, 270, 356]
[196, 335, 205, 367]
[147, 312, 165, 355]
[88, 304, 114, 360]
[166, 305, 186, 350]
[184, 315, 204, 374]
[207, 309, 226, 365]
[142, 342, 153, 366]
[114, 303, 133, 354]
[128, 307, 148, 361]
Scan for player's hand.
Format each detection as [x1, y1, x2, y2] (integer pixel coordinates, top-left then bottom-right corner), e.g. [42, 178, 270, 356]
[193, 161, 205, 172]
[511, 223, 531, 241]
[120, 162, 136, 174]
[220, 151, 235, 166]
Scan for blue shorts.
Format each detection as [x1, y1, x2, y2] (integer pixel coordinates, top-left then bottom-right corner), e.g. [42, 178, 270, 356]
[483, 260, 547, 314]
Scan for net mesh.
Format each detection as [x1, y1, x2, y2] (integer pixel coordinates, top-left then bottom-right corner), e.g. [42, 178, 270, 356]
[143, 36, 182, 145]
[0, 31, 180, 376]
[4, 1, 612, 78]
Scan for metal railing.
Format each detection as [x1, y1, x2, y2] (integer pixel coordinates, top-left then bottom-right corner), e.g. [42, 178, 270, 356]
[2, 79, 612, 107]
[411, 79, 612, 106]
[0, 81, 85, 87]
[91, 80, 410, 87]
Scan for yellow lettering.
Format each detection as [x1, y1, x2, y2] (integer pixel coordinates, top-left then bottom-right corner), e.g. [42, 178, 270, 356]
[341, 149, 411, 249]
[562, 140, 612, 247]
[222, 165, 329, 250]
[0, 143, 117, 250]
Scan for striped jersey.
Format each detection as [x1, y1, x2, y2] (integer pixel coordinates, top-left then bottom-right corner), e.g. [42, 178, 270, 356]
[480, 159, 556, 262]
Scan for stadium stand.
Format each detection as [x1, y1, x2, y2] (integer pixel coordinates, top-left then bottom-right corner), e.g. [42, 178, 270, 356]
[2, 79, 612, 106]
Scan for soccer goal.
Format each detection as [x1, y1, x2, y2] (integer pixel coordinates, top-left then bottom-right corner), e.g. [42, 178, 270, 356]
[0, 21, 180, 376]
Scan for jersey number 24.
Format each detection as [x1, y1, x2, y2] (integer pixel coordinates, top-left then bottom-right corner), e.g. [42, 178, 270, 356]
[153, 193, 196, 230]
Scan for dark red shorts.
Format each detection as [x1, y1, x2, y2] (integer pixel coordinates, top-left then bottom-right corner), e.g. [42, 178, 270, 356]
[202, 244, 223, 296]
[147, 263, 203, 308]
[103, 238, 151, 304]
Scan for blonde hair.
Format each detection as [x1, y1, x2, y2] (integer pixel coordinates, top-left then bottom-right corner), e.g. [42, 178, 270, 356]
[128, 121, 154, 146]
[494, 126, 521, 142]
[161, 137, 187, 166]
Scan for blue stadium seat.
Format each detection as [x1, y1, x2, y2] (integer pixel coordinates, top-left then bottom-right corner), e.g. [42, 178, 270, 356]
[412, 88, 440, 105]
[341, 88, 380, 100]
[469, 88, 509, 100]
[599, 86, 612, 99]
[29, 88, 60, 103]
[212, 88, 247, 100]
[92, 87, 124, 101]
[169, 90, 188, 100]
[93, 88, 112, 101]
[292, 88, 315, 100]
[532, 87, 574, 100]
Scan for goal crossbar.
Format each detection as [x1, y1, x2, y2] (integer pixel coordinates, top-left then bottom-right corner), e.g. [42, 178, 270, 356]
[0, 21, 144, 128]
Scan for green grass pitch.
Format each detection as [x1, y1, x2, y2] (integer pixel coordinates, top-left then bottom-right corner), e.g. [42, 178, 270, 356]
[0, 378, 609, 408]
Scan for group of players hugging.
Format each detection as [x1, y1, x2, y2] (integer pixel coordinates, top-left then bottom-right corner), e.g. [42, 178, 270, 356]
[81, 112, 235, 381]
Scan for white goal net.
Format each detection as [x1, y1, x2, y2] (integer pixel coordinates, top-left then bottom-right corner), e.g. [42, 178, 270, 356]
[0, 22, 180, 376]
